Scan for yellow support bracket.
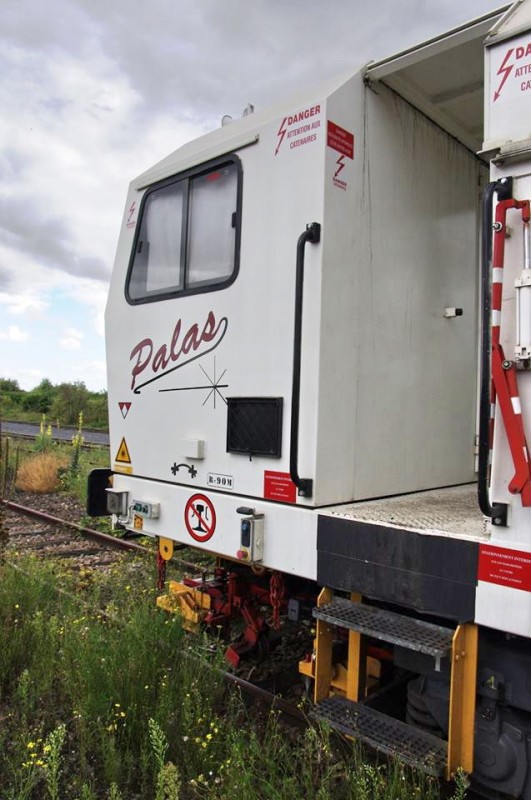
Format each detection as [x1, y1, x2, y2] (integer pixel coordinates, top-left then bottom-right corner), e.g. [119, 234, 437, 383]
[314, 587, 334, 703]
[346, 591, 363, 701]
[156, 580, 211, 632]
[447, 622, 478, 779]
[159, 537, 174, 561]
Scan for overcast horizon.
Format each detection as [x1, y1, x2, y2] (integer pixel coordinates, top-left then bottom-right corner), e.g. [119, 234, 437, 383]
[0, 0, 506, 391]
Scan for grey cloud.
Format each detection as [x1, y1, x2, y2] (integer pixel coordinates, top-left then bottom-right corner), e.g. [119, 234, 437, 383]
[0, 148, 27, 182]
[0, 264, 14, 290]
[0, 0, 100, 54]
[0, 197, 110, 281]
[1, 0, 500, 123]
[72, 0, 501, 120]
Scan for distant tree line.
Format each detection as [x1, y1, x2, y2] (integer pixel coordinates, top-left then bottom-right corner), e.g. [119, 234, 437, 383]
[0, 378, 108, 429]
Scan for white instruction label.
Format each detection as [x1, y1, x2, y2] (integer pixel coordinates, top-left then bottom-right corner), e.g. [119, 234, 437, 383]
[207, 473, 234, 490]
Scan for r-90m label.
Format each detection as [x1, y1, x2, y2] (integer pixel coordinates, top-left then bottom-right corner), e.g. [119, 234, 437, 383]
[207, 473, 234, 490]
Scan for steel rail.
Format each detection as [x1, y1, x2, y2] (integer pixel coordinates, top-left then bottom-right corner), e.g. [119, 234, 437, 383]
[2, 499, 213, 575]
[2, 499, 149, 553]
[223, 671, 306, 723]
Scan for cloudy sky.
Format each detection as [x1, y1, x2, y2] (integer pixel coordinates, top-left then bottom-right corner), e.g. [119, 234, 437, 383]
[0, 0, 506, 391]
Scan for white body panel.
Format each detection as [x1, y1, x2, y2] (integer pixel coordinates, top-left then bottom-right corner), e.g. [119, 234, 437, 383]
[106, 73, 482, 567]
[111, 472, 318, 580]
[475, 3, 531, 636]
[104, 3, 531, 599]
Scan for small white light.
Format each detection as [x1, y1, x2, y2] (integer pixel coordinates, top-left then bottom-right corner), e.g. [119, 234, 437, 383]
[106, 489, 128, 516]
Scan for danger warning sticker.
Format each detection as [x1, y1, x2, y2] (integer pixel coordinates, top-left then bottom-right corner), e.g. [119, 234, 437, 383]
[184, 494, 217, 542]
[114, 437, 131, 464]
[492, 39, 531, 103]
[327, 121, 354, 159]
[114, 437, 132, 474]
[264, 471, 297, 504]
[478, 544, 531, 592]
[327, 120, 355, 192]
[275, 104, 322, 156]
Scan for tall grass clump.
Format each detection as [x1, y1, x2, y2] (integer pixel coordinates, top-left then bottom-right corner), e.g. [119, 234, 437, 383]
[15, 452, 68, 492]
[0, 557, 469, 799]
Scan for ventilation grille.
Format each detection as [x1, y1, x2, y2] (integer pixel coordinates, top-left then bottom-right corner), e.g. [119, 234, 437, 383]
[226, 398, 282, 457]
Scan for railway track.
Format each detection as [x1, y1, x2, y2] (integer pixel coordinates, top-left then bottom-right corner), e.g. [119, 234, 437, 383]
[0, 498, 149, 570]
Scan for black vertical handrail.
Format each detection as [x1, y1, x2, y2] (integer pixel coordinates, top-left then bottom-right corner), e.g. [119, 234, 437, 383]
[290, 222, 321, 498]
[478, 178, 511, 524]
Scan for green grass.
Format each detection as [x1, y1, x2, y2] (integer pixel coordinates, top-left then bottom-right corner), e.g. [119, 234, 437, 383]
[0, 423, 470, 799]
[0, 557, 470, 800]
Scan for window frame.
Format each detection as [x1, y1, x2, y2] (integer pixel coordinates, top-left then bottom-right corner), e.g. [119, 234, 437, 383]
[125, 154, 243, 305]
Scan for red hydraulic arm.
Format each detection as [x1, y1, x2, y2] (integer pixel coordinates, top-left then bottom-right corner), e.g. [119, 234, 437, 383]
[490, 198, 531, 506]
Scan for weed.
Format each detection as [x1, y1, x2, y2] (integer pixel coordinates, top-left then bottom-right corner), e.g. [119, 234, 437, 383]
[15, 451, 68, 492]
[77, 784, 98, 800]
[34, 414, 54, 452]
[107, 784, 124, 800]
[450, 768, 471, 800]
[160, 763, 181, 800]
[71, 411, 85, 468]
[148, 718, 170, 800]
[3, 759, 41, 800]
[43, 723, 67, 800]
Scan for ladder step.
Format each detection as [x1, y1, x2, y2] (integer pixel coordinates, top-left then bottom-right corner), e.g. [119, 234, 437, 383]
[313, 598, 453, 659]
[314, 695, 447, 776]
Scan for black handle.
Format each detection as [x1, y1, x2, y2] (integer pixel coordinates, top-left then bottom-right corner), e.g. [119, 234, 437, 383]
[290, 222, 321, 498]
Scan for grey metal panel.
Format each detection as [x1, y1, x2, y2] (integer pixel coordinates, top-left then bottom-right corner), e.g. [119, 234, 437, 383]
[313, 696, 447, 775]
[316, 512, 479, 621]
[322, 484, 488, 541]
[366, 7, 509, 153]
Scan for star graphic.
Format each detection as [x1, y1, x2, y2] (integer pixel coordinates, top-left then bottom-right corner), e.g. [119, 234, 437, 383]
[199, 358, 227, 408]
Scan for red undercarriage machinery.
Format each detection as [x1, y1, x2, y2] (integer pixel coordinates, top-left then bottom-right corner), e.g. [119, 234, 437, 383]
[156, 557, 316, 667]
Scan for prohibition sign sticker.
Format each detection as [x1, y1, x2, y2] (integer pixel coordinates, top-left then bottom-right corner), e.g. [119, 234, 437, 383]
[184, 494, 217, 542]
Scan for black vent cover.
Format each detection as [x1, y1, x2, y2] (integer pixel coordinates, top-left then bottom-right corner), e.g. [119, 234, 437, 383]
[226, 398, 283, 457]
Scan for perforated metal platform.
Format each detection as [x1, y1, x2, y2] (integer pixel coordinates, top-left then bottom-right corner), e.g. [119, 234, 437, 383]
[313, 598, 454, 658]
[321, 484, 489, 542]
[314, 696, 447, 775]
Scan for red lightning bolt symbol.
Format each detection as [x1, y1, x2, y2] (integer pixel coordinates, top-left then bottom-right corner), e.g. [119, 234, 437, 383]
[127, 202, 136, 223]
[334, 155, 346, 178]
[494, 48, 514, 102]
[275, 117, 287, 156]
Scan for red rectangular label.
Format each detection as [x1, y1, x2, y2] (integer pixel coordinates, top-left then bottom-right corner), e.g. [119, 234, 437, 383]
[327, 121, 354, 159]
[478, 544, 531, 591]
[264, 471, 297, 503]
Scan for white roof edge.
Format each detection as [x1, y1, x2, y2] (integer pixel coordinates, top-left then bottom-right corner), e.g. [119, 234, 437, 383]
[365, 5, 510, 82]
[131, 66, 361, 189]
[484, 0, 529, 44]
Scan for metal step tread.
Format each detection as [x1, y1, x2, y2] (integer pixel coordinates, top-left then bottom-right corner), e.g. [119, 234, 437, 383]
[314, 695, 447, 776]
[313, 598, 453, 658]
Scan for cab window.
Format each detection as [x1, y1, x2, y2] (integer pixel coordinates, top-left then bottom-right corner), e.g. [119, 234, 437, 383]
[127, 158, 241, 302]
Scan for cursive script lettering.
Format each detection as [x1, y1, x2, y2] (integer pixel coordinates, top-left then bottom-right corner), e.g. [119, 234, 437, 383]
[130, 311, 228, 392]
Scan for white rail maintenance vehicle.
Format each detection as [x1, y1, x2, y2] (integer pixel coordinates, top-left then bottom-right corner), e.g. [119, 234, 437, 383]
[89, 2, 531, 795]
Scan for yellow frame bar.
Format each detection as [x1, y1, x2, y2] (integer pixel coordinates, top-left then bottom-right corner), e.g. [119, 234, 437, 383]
[314, 587, 334, 702]
[346, 592, 363, 701]
[447, 622, 478, 779]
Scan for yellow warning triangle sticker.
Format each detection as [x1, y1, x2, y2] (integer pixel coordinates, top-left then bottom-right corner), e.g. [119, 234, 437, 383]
[115, 437, 131, 464]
